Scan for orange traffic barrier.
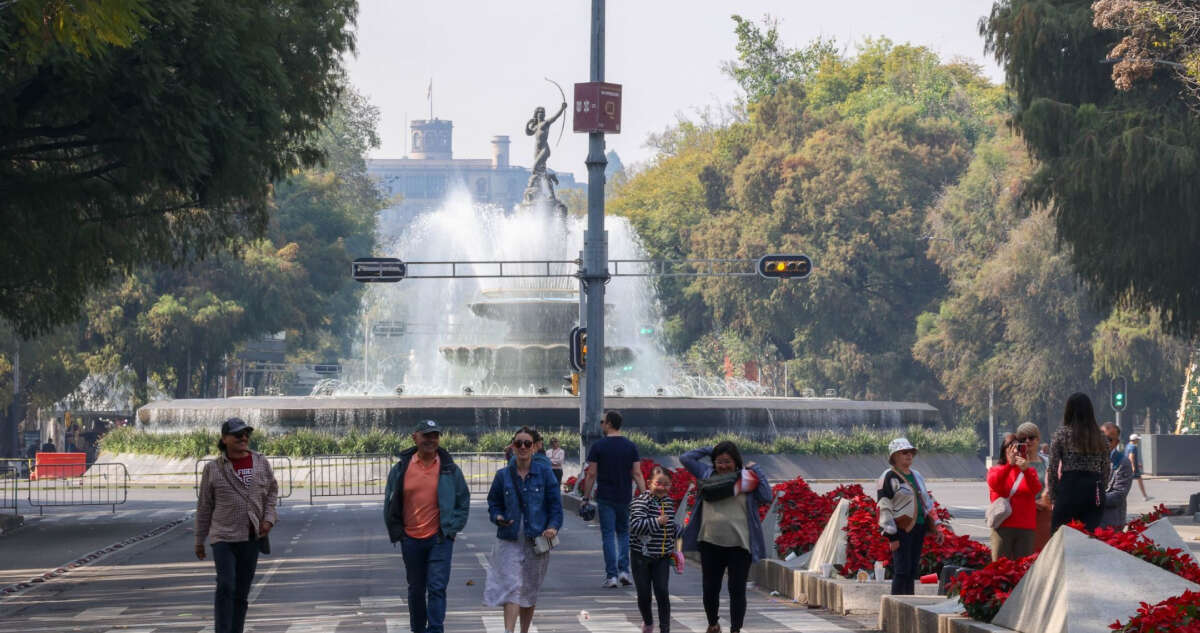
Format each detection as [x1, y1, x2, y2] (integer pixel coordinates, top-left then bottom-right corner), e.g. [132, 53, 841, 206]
[31, 452, 87, 480]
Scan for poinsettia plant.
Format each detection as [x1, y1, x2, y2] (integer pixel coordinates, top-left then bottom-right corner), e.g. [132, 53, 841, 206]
[948, 554, 1038, 622]
[769, 477, 864, 558]
[1110, 589, 1200, 633]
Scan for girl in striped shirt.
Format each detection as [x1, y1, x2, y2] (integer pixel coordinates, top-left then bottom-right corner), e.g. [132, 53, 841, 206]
[630, 467, 682, 633]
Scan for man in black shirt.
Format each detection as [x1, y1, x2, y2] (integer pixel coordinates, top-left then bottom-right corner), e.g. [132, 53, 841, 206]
[581, 411, 646, 588]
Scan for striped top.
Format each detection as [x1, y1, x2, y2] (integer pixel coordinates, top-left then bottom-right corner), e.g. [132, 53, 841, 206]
[629, 492, 681, 558]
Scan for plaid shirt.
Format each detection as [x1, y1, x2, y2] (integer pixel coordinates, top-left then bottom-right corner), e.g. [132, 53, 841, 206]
[195, 452, 278, 546]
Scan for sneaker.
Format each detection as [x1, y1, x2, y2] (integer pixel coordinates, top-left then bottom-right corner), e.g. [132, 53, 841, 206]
[619, 571, 633, 586]
[642, 624, 654, 633]
[705, 625, 721, 633]
[602, 577, 619, 588]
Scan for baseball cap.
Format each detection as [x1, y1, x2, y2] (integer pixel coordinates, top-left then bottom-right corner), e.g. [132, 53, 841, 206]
[413, 419, 442, 435]
[221, 417, 253, 435]
[1129, 433, 1140, 441]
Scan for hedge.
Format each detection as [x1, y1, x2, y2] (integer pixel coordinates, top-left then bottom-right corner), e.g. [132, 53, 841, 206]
[100, 425, 978, 460]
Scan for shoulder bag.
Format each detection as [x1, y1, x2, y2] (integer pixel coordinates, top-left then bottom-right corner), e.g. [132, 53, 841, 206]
[698, 470, 739, 503]
[985, 470, 1024, 530]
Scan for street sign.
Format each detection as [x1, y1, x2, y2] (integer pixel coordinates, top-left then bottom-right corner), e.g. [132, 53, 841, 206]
[573, 82, 622, 133]
[756, 254, 813, 279]
[372, 321, 407, 337]
[352, 257, 406, 283]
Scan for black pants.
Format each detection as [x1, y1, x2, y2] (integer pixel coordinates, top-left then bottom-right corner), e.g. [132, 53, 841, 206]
[890, 521, 927, 596]
[1052, 470, 1103, 534]
[632, 552, 672, 632]
[698, 542, 751, 632]
[552, 468, 563, 484]
[211, 537, 259, 633]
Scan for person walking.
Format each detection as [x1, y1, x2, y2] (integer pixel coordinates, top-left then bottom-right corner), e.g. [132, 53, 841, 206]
[987, 434, 1042, 560]
[877, 438, 944, 596]
[680, 442, 771, 633]
[1100, 423, 1134, 528]
[383, 420, 471, 633]
[1125, 434, 1152, 501]
[484, 427, 563, 633]
[1014, 423, 1053, 552]
[195, 418, 278, 633]
[1046, 393, 1111, 534]
[547, 438, 565, 485]
[581, 410, 646, 587]
[630, 466, 682, 633]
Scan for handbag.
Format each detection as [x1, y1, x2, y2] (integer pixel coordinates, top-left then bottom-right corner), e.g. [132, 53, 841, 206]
[698, 471, 739, 503]
[985, 470, 1024, 529]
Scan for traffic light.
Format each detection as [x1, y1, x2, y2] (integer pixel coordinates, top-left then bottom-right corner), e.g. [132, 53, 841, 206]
[638, 326, 655, 335]
[569, 327, 587, 372]
[1111, 376, 1128, 412]
[563, 373, 580, 396]
[756, 254, 812, 279]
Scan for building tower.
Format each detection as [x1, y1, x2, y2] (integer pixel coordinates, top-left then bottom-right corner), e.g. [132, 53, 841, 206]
[409, 119, 453, 160]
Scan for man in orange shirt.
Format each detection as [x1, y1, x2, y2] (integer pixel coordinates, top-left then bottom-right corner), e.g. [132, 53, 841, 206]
[384, 420, 470, 633]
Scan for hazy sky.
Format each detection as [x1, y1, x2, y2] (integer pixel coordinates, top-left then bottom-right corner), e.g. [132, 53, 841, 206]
[347, 1, 1003, 177]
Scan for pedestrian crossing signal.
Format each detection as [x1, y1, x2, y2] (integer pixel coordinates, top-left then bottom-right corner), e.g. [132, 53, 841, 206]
[756, 254, 812, 279]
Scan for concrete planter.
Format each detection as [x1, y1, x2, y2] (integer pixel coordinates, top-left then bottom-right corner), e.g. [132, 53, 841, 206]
[1142, 434, 1200, 476]
[879, 596, 967, 633]
[805, 572, 942, 615]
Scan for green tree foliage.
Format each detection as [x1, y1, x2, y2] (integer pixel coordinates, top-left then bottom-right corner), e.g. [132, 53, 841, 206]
[613, 35, 1003, 400]
[0, 0, 358, 337]
[721, 14, 839, 102]
[982, 0, 1200, 337]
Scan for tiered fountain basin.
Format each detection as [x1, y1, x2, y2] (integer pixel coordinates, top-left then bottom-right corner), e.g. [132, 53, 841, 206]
[136, 395, 940, 440]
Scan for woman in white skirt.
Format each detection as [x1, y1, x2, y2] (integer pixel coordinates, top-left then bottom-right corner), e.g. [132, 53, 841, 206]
[484, 427, 563, 633]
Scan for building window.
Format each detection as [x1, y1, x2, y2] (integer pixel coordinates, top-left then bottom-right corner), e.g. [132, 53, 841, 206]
[476, 178, 489, 197]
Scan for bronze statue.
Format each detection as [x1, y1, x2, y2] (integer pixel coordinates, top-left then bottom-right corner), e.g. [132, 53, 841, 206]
[525, 102, 567, 176]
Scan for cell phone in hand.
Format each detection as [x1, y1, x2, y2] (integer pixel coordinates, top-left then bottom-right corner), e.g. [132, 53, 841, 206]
[1017, 444, 1027, 458]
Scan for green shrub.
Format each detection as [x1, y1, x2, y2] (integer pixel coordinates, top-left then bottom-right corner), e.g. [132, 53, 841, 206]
[100, 425, 980, 459]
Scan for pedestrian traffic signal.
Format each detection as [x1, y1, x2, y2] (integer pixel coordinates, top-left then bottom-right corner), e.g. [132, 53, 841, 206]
[1111, 376, 1128, 412]
[638, 326, 654, 335]
[756, 254, 812, 279]
[569, 327, 587, 372]
[563, 373, 580, 396]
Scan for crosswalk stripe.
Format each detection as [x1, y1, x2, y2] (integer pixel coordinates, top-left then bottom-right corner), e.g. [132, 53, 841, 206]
[578, 612, 636, 632]
[761, 609, 851, 632]
[285, 619, 339, 633]
[101, 629, 153, 633]
[73, 607, 127, 620]
[482, 615, 539, 633]
[385, 618, 407, 633]
[475, 552, 491, 571]
[360, 596, 407, 609]
[672, 610, 712, 632]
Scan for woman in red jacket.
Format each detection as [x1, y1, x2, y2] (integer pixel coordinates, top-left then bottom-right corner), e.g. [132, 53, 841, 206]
[987, 434, 1043, 561]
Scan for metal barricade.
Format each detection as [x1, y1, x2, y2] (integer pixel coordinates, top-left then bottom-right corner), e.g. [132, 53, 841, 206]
[0, 466, 17, 515]
[452, 452, 507, 494]
[26, 462, 128, 514]
[308, 454, 392, 504]
[195, 456, 294, 500]
[0, 457, 33, 480]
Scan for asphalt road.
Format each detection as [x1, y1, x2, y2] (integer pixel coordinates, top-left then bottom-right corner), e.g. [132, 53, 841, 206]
[0, 494, 875, 633]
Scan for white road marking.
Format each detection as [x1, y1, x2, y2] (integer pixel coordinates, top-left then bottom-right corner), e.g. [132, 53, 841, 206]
[483, 615, 539, 633]
[148, 509, 177, 518]
[101, 629, 153, 633]
[475, 552, 491, 571]
[327, 504, 346, 509]
[73, 607, 127, 620]
[386, 618, 407, 633]
[578, 612, 636, 632]
[284, 617, 340, 632]
[761, 609, 851, 631]
[360, 596, 407, 609]
[671, 610, 712, 632]
[248, 557, 284, 604]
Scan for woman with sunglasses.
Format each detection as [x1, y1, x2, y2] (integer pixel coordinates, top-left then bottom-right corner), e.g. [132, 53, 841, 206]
[195, 418, 278, 633]
[484, 427, 563, 633]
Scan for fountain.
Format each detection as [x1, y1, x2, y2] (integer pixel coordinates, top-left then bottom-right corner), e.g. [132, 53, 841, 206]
[136, 101, 941, 439]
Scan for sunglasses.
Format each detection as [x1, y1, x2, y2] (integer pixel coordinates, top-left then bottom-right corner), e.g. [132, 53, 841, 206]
[513, 440, 534, 449]
[229, 430, 251, 439]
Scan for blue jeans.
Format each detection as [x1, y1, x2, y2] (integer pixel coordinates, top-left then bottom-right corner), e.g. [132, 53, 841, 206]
[400, 534, 454, 633]
[597, 499, 630, 579]
[211, 538, 259, 633]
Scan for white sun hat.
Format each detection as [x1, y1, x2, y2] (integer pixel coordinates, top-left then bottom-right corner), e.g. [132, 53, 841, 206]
[1129, 433, 1140, 441]
[888, 437, 917, 458]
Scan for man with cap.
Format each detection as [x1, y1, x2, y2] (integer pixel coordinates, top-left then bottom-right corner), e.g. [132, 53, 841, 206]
[195, 417, 278, 633]
[1124, 434, 1152, 501]
[876, 437, 943, 595]
[384, 420, 471, 633]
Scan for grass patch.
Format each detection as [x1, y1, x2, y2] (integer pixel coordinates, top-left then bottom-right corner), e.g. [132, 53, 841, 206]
[101, 425, 978, 460]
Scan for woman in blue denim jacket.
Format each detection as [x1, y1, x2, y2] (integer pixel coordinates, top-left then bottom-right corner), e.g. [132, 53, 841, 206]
[483, 427, 563, 633]
[680, 442, 772, 633]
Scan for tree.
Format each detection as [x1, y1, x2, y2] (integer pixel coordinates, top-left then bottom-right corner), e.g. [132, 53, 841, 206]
[721, 14, 839, 102]
[1092, 0, 1200, 100]
[0, 0, 358, 337]
[982, 0, 1200, 337]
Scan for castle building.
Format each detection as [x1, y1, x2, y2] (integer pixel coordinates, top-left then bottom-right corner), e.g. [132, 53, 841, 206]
[368, 119, 582, 220]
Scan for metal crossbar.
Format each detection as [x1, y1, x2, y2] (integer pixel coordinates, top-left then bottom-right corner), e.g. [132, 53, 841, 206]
[453, 453, 508, 494]
[0, 467, 17, 515]
[308, 454, 392, 504]
[26, 462, 128, 514]
[393, 259, 761, 279]
[195, 456, 294, 500]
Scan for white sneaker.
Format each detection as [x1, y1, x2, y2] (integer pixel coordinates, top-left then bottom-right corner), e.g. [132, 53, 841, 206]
[602, 577, 619, 588]
[618, 571, 633, 586]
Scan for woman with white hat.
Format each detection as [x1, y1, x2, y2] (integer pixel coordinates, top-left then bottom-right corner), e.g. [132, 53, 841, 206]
[877, 437, 943, 595]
